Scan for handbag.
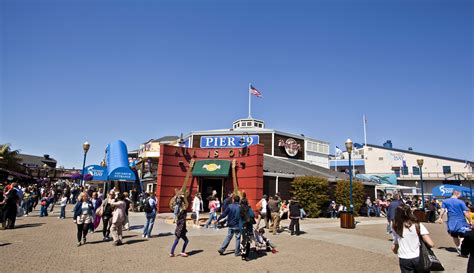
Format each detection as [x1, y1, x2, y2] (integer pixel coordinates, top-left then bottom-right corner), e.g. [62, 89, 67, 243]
[95, 206, 103, 217]
[416, 224, 444, 271]
[191, 212, 197, 220]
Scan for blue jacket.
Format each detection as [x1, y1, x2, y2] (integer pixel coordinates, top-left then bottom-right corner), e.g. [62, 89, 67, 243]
[218, 202, 241, 228]
[387, 200, 402, 221]
[73, 201, 94, 219]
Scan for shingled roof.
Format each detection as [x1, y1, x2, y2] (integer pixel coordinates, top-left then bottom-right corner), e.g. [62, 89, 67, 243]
[263, 154, 348, 181]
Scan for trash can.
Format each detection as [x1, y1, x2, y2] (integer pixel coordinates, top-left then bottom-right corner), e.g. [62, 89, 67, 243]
[413, 209, 427, 222]
[340, 211, 355, 229]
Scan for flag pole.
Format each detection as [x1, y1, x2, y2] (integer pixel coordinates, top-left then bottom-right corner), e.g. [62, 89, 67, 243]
[363, 115, 367, 146]
[248, 83, 252, 118]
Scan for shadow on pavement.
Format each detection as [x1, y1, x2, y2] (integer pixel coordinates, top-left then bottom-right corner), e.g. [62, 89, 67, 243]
[126, 239, 147, 245]
[438, 246, 457, 253]
[247, 249, 268, 261]
[0, 243, 12, 247]
[123, 235, 137, 239]
[14, 223, 45, 229]
[129, 225, 144, 230]
[187, 250, 203, 256]
[156, 232, 173, 237]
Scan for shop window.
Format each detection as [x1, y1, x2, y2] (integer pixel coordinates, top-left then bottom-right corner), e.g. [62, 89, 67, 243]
[412, 166, 420, 175]
[401, 166, 408, 175]
[393, 169, 401, 177]
[442, 166, 451, 174]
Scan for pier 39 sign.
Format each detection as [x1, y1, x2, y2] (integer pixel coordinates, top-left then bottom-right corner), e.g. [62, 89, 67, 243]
[200, 135, 259, 148]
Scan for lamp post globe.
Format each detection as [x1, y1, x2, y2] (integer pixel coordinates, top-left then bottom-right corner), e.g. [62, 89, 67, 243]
[81, 141, 90, 186]
[83, 141, 90, 154]
[417, 158, 425, 210]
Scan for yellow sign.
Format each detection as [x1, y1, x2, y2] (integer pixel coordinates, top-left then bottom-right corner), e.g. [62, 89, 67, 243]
[202, 163, 221, 172]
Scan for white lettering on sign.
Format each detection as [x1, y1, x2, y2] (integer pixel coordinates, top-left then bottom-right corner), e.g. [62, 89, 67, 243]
[228, 138, 235, 146]
[219, 138, 227, 147]
[440, 186, 453, 195]
[200, 135, 259, 148]
[206, 138, 213, 147]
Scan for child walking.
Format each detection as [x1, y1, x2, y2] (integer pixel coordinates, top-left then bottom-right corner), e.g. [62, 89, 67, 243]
[59, 194, 67, 219]
[170, 199, 189, 257]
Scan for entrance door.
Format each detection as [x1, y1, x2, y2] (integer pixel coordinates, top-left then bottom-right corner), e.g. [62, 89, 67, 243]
[199, 178, 223, 212]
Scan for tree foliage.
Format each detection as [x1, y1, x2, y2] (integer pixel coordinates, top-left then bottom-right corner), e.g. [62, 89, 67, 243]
[291, 176, 329, 218]
[0, 144, 22, 171]
[334, 180, 365, 216]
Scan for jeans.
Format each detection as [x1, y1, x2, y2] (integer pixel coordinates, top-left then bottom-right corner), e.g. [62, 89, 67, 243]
[330, 210, 337, 218]
[367, 206, 374, 217]
[170, 235, 189, 254]
[60, 206, 66, 218]
[40, 206, 48, 217]
[398, 257, 421, 273]
[102, 217, 111, 238]
[289, 218, 300, 234]
[219, 227, 241, 256]
[143, 214, 155, 237]
[205, 212, 217, 228]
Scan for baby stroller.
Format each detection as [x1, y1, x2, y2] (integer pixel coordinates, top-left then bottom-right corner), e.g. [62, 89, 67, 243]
[253, 227, 278, 253]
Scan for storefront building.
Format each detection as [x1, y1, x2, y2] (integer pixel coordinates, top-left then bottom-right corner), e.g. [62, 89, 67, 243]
[155, 117, 347, 212]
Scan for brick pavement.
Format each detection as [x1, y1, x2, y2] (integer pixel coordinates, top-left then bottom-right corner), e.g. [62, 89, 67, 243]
[0, 207, 468, 272]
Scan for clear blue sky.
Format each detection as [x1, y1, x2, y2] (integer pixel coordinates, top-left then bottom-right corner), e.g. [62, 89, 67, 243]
[1, 0, 472, 168]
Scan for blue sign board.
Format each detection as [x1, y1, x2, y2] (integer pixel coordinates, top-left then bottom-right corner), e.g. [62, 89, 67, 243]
[109, 167, 136, 181]
[432, 185, 472, 198]
[83, 165, 108, 181]
[200, 135, 259, 148]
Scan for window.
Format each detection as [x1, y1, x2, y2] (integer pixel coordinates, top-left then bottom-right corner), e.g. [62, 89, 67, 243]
[401, 166, 408, 175]
[412, 166, 420, 175]
[378, 157, 383, 161]
[394, 169, 401, 177]
[443, 166, 451, 174]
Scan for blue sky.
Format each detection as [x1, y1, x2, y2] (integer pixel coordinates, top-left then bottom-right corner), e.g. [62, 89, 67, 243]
[1, 0, 472, 168]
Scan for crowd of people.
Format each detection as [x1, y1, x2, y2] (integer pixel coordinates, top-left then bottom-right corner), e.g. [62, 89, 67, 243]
[2, 179, 474, 270]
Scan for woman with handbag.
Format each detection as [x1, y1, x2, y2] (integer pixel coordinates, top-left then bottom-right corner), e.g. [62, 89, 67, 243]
[73, 192, 94, 247]
[391, 205, 435, 273]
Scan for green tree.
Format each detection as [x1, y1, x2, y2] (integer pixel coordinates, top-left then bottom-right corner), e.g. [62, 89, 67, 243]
[334, 180, 365, 216]
[0, 144, 22, 171]
[291, 176, 329, 218]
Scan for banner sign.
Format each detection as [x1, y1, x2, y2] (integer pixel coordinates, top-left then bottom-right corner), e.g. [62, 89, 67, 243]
[109, 167, 136, 181]
[200, 135, 259, 148]
[83, 165, 108, 181]
[432, 185, 472, 198]
[355, 174, 397, 185]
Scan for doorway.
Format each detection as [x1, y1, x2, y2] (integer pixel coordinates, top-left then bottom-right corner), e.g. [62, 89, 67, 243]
[199, 178, 224, 212]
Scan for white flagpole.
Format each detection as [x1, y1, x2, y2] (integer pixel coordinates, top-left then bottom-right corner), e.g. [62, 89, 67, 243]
[363, 115, 368, 146]
[248, 83, 252, 118]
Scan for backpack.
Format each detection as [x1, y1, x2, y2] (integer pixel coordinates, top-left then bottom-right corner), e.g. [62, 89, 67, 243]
[144, 198, 153, 213]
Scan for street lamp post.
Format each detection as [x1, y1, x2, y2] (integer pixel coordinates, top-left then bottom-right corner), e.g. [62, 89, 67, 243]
[417, 158, 424, 210]
[81, 141, 90, 187]
[345, 139, 353, 213]
[467, 174, 473, 204]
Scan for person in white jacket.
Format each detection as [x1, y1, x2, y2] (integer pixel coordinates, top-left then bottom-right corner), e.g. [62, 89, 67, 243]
[192, 193, 203, 228]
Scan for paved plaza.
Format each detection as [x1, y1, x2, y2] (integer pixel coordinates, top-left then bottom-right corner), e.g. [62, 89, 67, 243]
[0, 206, 469, 272]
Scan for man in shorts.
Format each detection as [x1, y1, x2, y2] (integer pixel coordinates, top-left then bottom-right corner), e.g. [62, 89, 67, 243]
[438, 190, 474, 255]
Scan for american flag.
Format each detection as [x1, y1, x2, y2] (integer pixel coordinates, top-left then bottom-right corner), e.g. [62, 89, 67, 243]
[249, 85, 262, 97]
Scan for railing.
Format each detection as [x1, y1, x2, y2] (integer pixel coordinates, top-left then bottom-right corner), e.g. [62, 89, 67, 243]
[368, 172, 473, 180]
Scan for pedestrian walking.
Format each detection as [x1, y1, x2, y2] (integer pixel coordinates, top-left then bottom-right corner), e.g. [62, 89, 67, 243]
[59, 193, 67, 219]
[170, 199, 189, 257]
[256, 195, 268, 229]
[289, 199, 302, 236]
[437, 190, 474, 255]
[391, 205, 434, 273]
[73, 192, 94, 247]
[110, 192, 126, 246]
[90, 192, 102, 232]
[143, 192, 157, 239]
[239, 198, 255, 261]
[0, 183, 19, 229]
[205, 196, 219, 229]
[387, 194, 403, 236]
[268, 196, 280, 235]
[101, 190, 115, 241]
[123, 192, 131, 230]
[192, 192, 203, 228]
[217, 195, 241, 256]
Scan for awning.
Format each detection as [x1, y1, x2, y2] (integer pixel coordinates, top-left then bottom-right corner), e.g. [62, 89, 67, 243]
[192, 160, 231, 177]
[0, 167, 31, 179]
